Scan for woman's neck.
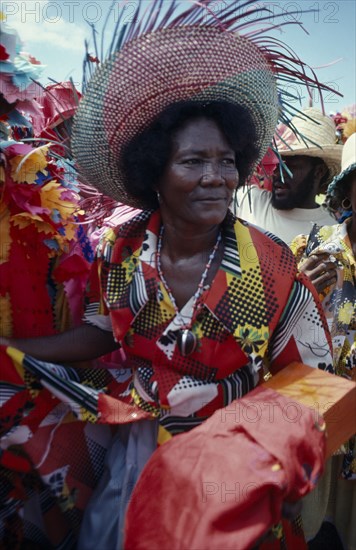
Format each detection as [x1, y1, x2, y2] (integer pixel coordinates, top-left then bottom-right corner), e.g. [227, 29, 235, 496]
[160, 220, 222, 261]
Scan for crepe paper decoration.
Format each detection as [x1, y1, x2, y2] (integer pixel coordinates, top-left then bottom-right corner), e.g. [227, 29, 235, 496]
[11, 212, 55, 235]
[43, 239, 60, 251]
[40, 181, 79, 220]
[4, 108, 33, 128]
[0, 73, 43, 103]
[52, 158, 81, 191]
[27, 54, 41, 65]
[0, 14, 43, 105]
[5, 182, 44, 215]
[34, 170, 52, 186]
[55, 186, 79, 204]
[54, 225, 79, 249]
[50, 208, 61, 223]
[2, 237, 57, 337]
[250, 147, 279, 190]
[53, 253, 91, 283]
[31, 81, 82, 138]
[0, 17, 45, 90]
[1, 126, 93, 344]
[0, 44, 9, 61]
[5, 142, 33, 156]
[10, 145, 50, 183]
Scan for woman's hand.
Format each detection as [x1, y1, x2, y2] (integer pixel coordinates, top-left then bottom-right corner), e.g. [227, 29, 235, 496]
[300, 253, 337, 294]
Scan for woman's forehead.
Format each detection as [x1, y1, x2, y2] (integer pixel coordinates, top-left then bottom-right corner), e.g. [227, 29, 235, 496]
[172, 118, 232, 149]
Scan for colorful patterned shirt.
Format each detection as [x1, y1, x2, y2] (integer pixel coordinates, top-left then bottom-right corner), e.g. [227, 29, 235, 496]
[291, 221, 355, 379]
[84, 210, 333, 435]
[291, 220, 356, 480]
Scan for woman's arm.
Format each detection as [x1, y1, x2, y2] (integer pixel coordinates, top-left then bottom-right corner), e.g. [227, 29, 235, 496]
[0, 324, 119, 363]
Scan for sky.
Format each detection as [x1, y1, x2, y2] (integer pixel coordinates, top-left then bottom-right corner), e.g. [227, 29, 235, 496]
[2, 0, 355, 114]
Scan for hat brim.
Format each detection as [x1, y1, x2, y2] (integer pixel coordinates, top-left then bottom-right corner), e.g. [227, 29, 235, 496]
[72, 26, 279, 208]
[327, 161, 356, 195]
[280, 145, 342, 184]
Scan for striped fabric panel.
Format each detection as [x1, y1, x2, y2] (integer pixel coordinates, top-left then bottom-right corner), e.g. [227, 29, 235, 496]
[22, 355, 99, 416]
[1, 382, 26, 404]
[219, 363, 255, 404]
[158, 364, 254, 435]
[129, 264, 149, 315]
[262, 229, 289, 248]
[221, 226, 242, 277]
[84, 302, 101, 317]
[268, 281, 312, 360]
[159, 414, 206, 435]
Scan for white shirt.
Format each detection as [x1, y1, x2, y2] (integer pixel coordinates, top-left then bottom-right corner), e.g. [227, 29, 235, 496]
[234, 186, 336, 245]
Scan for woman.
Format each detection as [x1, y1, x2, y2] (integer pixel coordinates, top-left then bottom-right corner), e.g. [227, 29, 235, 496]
[293, 133, 355, 380]
[0, 1, 337, 548]
[291, 132, 356, 549]
[2, 100, 332, 550]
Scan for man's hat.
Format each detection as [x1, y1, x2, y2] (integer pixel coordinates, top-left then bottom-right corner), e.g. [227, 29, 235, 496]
[275, 108, 342, 184]
[72, 1, 339, 208]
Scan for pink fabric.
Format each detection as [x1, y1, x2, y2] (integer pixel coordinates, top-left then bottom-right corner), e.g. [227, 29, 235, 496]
[31, 81, 81, 137]
[88, 204, 140, 249]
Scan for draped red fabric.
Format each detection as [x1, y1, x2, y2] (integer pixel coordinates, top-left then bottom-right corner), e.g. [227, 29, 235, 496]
[125, 387, 326, 550]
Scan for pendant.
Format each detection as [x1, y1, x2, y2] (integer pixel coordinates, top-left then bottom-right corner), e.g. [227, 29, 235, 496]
[176, 329, 197, 356]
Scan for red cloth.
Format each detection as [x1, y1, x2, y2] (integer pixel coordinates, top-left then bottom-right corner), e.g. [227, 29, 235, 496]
[125, 387, 326, 550]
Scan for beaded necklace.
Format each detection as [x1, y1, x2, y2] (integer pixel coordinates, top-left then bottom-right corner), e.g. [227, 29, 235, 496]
[156, 225, 222, 356]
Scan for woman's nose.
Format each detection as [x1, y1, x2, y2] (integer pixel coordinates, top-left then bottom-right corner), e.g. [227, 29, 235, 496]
[200, 161, 224, 184]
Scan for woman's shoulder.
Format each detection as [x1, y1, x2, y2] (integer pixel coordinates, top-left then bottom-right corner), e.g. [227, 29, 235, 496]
[226, 211, 297, 277]
[113, 209, 152, 237]
[228, 210, 293, 252]
[94, 210, 151, 258]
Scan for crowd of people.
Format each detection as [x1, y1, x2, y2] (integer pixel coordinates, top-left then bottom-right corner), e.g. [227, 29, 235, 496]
[0, 1, 355, 549]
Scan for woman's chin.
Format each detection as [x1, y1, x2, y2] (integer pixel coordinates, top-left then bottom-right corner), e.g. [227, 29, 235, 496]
[190, 202, 229, 225]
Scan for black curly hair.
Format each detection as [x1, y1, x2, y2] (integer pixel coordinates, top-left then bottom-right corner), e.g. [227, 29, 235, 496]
[121, 100, 259, 209]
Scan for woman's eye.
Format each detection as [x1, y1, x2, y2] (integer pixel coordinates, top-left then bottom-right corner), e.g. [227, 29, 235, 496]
[222, 158, 236, 166]
[184, 159, 200, 165]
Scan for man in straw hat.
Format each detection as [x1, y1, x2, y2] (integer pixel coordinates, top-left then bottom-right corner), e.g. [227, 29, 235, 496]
[235, 107, 342, 246]
[0, 1, 340, 548]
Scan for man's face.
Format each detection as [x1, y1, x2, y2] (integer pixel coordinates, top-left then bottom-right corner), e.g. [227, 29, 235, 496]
[271, 155, 321, 210]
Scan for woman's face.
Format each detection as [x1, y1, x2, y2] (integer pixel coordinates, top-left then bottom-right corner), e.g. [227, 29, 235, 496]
[157, 117, 238, 228]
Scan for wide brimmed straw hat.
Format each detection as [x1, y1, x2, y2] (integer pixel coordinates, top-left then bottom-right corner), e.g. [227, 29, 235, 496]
[276, 108, 342, 184]
[72, 1, 338, 208]
[327, 132, 356, 196]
